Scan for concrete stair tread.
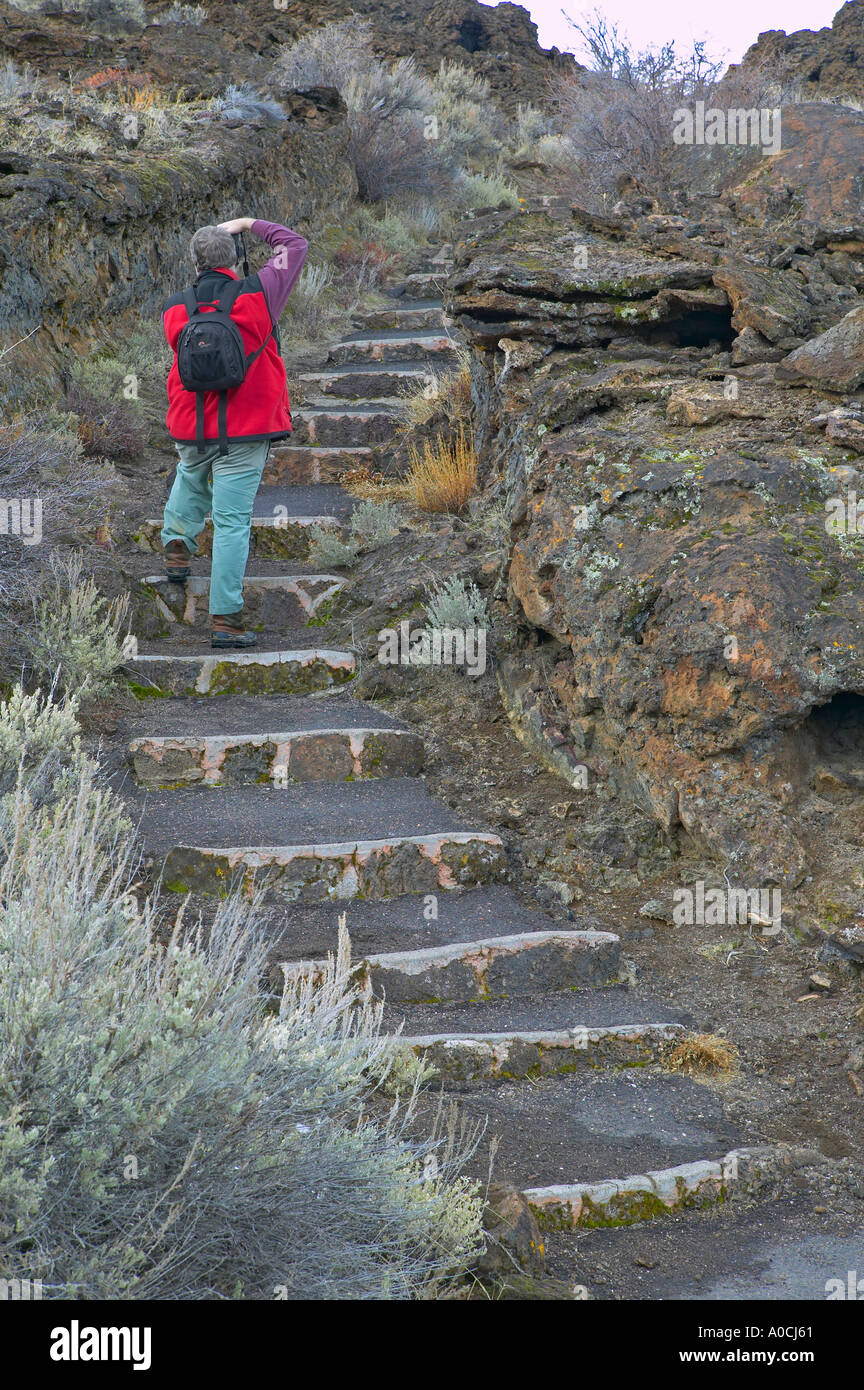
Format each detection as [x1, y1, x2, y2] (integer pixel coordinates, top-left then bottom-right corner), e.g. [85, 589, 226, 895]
[281, 928, 617, 1001]
[407, 1071, 743, 1191]
[138, 572, 348, 636]
[389, 274, 450, 293]
[299, 398, 407, 413]
[336, 328, 451, 345]
[271, 445, 373, 456]
[141, 573, 345, 591]
[262, 449, 373, 485]
[134, 510, 350, 563]
[251, 483, 355, 520]
[133, 777, 476, 852]
[349, 304, 444, 332]
[255, 883, 600, 959]
[300, 363, 433, 378]
[355, 297, 444, 314]
[135, 630, 346, 655]
[384, 988, 693, 1038]
[126, 647, 355, 698]
[129, 724, 423, 789]
[294, 400, 405, 408]
[142, 557, 344, 578]
[354, 297, 442, 314]
[122, 694, 407, 739]
[290, 405, 403, 444]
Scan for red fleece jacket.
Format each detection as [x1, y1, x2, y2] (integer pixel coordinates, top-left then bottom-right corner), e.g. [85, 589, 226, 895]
[163, 221, 308, 446]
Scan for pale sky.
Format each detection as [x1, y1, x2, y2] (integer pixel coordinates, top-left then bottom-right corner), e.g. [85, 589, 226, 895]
[485, 0, 845, 68]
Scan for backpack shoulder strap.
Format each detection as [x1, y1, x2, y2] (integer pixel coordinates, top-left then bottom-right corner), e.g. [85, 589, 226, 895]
[245, 320, 276, 368]
[182, 286, 201, 320]
[221, 278, 277, 366]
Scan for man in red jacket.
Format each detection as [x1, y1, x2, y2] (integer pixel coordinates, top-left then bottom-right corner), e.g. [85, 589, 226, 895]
[161, 216, 308, 647]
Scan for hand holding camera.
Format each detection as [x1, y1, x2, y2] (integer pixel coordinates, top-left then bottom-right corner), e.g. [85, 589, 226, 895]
[217, 217, 255, 235]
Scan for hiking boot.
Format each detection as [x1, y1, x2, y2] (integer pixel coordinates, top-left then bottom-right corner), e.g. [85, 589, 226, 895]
[211, 613, 257, 649]
[164, 539, 191, 583]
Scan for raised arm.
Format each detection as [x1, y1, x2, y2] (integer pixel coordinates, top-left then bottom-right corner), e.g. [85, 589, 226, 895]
[249, 220, 309, 323]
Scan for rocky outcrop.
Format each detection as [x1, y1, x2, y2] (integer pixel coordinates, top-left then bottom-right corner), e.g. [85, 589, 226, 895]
[0, 86, 356, 368]
[726, 104, 864, 230]
[1, 0, 574, 110]
[729, 0, 864, 106]
[779, 306, 864, 391]
[447, 167, 864, 884]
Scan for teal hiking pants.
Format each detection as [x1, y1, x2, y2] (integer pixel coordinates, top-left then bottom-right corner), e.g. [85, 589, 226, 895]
[161, 439, 270, 616]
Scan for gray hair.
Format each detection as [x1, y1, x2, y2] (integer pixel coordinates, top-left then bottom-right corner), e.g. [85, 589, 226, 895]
[190, 225, 237, 274]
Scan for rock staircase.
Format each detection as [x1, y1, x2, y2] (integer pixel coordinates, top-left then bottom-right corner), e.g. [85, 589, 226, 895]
[125, 250, 798, 1270]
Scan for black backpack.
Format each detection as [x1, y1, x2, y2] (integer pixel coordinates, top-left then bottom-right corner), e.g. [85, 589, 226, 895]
[176, 280, 275, 455]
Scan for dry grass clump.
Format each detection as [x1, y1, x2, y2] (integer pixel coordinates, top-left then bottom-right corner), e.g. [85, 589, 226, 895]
[664, 1033, 738, 1076]
[340, 464, 411, 503]
[406, 423, 478, 514]
[400, 359, 472, 431]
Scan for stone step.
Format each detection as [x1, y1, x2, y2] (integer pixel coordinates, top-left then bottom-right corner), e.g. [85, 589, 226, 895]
[134, 515, 346, 563]
[164, 831, 506, 903]
[525, 1145, 797, 1231]
[130, 725, 423, 788]
[281, 929, 619, 1001]
[394, 1020, 684, 1084]
[246, 882, 610, 964]
[411, 261, 454, 278]
[138, 574, 346, 631]
[403, 1069, 745, 1197]
[352, 301, 443, 333]
[132, 778, 505, 901]
[328, 333, 458, 365]
[126, 648, 355, 698]
[263, 445, 373, 486]
[383, 985, 689, 1039]
[390, 271, 451, 296]
[291, 405, 400, 446]
[299, 364, 433, 399]
[251, 483, 357, 521]
[121, 692, 406, 740]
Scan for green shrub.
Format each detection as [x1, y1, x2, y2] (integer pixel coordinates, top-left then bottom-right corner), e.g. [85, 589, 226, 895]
[65, 355, 147, 465]
[0, 59, 39, 102]
[424, 574, 488, 630]
[0, 754, 484, 1299]
[307, 525, 359, 569]
[28, 551, 132, 696]
[0, 685, 80, 790]
[276, 14, 374, 90]
[354, 205, 441, 257]
[350, 499, 401, 548]
[0, 416, 110, 678]
[284, 263, 357, 346]
[158, 2, 207, 22]
[211, 83, 284, 124]
[455, 170, 520, 210]
[277, 23, 458, 202]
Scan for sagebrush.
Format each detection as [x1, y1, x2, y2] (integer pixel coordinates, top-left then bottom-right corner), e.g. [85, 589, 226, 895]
[0, 738, 484, 1299]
